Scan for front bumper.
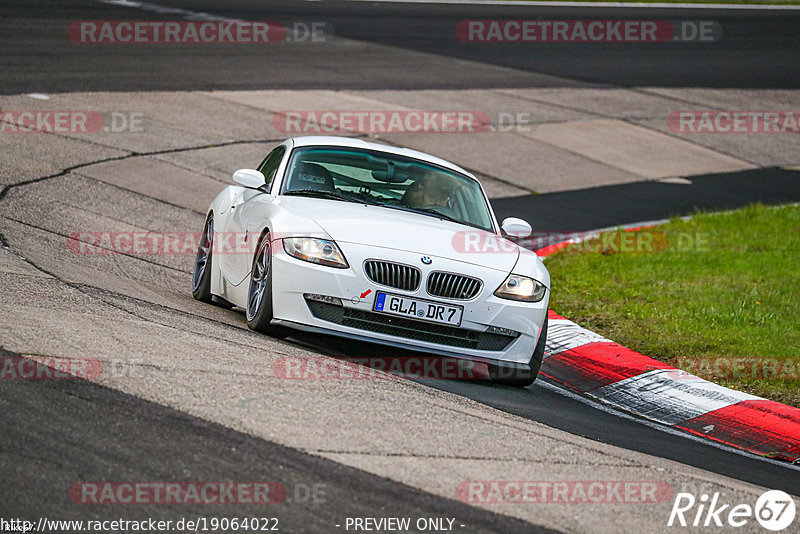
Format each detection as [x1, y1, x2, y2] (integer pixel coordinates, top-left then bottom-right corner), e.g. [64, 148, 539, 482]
[270, 239, 548, 365]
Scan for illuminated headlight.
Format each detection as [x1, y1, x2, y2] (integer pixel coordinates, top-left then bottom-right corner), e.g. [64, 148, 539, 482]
[283, 238, 349, 269]
[494, 274, 547, 302]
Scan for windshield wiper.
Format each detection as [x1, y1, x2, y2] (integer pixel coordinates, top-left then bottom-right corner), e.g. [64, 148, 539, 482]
[415, 207, 468, 226]
[283, 189, 364, 204]
[377, 203, 467, 226]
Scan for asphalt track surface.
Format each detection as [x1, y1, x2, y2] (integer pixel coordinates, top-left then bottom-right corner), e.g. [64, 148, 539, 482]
[1, 0, 800, 93]
[492, 166, 800, 232]
[3, 0, 800, 529]
[1, 346, 550, 533]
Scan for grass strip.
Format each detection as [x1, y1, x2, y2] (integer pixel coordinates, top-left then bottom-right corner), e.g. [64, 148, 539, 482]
[547, 203, 800, 407]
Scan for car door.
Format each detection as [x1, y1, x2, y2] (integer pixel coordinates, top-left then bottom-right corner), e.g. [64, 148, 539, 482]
[221, 146, 287, 286]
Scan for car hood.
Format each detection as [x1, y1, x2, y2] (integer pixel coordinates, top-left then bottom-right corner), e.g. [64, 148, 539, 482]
[279, 196, 520, 273]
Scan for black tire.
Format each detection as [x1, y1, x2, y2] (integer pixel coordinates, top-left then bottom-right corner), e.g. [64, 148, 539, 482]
[192, 214, 215, 303]
[491, 314, 548, 387]
[245, 232, 289, 338]
[192, 214, 235, 309]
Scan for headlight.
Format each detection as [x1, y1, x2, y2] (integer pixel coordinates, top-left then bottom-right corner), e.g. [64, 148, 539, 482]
[283, 238, 349, 269]
[494, 274, 547, 302]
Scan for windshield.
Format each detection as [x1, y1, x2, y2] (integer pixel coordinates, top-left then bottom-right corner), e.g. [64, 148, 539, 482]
[281, 146, 495, 232]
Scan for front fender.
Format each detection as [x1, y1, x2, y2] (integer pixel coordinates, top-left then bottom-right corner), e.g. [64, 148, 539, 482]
[509, 248, 551, 290]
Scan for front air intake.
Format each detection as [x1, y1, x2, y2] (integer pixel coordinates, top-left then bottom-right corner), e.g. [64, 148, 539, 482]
[364, 260, 421, 291]
[426, 271, 482, 300]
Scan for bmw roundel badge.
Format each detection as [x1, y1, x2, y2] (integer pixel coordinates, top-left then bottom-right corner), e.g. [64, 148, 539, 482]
[421, 256, 432, 265]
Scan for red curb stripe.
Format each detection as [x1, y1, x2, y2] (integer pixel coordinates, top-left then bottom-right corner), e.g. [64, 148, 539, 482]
[547, 310, 565, 321]
[675, 400, 800, 463]
[535, 241, 571, 258]
[541, 342, 673, 393]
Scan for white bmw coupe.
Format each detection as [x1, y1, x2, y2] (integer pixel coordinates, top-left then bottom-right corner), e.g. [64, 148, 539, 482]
[193, 136, 549, 386]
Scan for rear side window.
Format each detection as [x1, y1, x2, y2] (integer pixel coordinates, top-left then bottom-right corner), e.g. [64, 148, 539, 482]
[257, 146, 287, 191]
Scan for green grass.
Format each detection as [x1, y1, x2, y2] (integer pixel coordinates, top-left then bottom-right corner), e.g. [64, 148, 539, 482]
[546, 203, 800, 408]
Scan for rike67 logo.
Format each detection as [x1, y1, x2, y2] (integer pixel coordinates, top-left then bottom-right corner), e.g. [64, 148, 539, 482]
[668, 490, 796, 531]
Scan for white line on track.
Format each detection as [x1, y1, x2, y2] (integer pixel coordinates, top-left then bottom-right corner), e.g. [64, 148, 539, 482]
[98, 0, 241, 22]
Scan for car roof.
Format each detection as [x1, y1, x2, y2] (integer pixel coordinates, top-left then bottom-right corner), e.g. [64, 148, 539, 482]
[288, 136, 476, 179]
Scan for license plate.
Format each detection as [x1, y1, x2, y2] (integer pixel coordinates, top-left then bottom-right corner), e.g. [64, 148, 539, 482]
[373, 291, 463, 327]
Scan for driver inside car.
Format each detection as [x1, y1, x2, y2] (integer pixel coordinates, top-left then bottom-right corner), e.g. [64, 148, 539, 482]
[401, 173, 458, 210]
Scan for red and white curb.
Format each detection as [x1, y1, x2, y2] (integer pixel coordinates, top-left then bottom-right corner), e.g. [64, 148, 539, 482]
[537, 251, 800, 465]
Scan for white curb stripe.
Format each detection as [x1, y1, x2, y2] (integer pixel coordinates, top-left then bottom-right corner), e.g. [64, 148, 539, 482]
[544, 318, 612, 357]
[590, 368, 760, 425]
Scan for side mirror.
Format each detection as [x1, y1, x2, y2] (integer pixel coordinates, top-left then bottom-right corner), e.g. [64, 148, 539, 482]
[232, 168, 267, 190]
[500, 217, 532, 239]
